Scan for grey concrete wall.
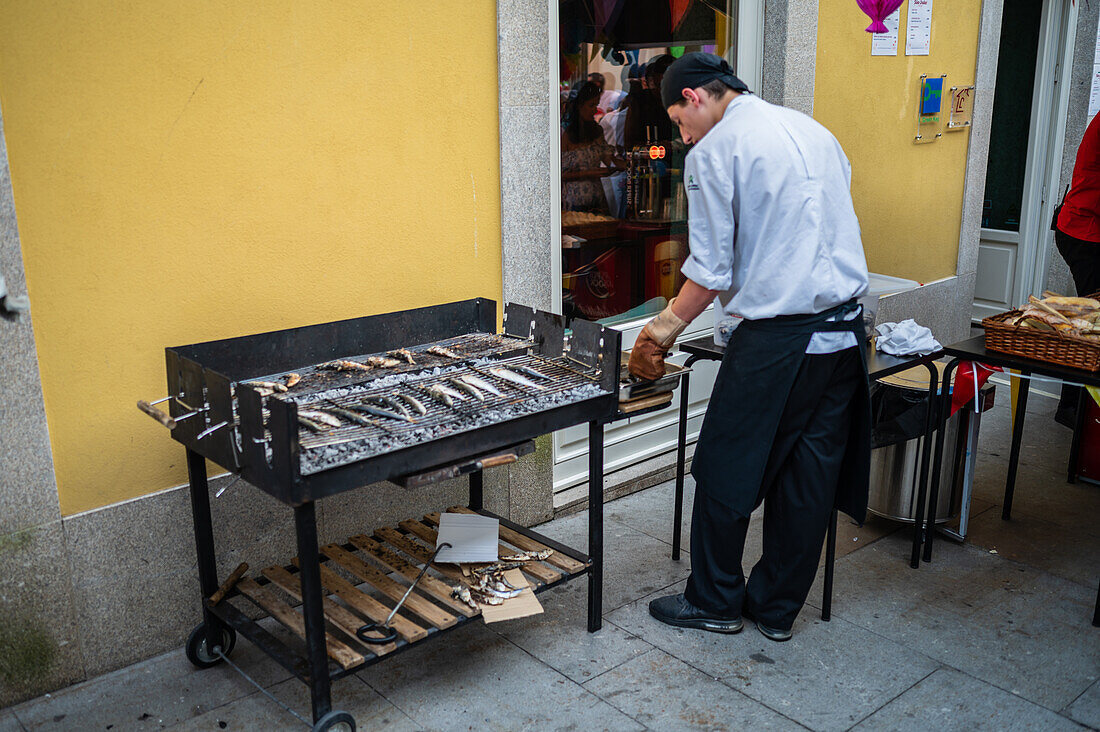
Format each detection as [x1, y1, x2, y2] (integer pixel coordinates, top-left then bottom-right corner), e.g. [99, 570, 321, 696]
[0, 114, 84, 707]
[762, 0, 819, 114]
[1046, 1, 1100, 297]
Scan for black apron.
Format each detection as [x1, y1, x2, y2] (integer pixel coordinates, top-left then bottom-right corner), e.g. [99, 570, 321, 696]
[690, 300, 872, 523]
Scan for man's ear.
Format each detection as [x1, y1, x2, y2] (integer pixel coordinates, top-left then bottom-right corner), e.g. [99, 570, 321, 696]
[681, 88, 701, 106]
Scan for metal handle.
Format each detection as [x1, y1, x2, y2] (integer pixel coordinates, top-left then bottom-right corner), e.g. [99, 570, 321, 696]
[137, 400, 176, 430]
[478, 454, 517, 469]
[357, 541, 451, 645]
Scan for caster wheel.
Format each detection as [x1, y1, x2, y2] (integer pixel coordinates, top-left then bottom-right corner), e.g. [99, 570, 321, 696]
[313, 710, 355, 732]
[185, 623, 236, 669]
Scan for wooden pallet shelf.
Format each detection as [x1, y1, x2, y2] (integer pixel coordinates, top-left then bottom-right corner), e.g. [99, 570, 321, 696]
[205, 507, 591, 680]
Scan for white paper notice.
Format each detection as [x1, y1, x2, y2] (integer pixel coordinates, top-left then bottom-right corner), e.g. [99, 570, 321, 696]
[1089, 15, 1100, 117]
[871, 9, 901, 56]
[435, 512, 499, 563]
[906, 0, 933, 56]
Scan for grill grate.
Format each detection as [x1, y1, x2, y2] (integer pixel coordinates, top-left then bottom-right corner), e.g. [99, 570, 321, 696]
[283, 353, 602, 475]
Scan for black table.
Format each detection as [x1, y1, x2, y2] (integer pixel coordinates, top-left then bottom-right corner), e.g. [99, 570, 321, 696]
[670, 336, 944, 620]
[925, 335, 1100, 626]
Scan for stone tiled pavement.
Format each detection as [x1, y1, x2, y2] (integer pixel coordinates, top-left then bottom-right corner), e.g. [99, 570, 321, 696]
[3, 383, 1098, 731]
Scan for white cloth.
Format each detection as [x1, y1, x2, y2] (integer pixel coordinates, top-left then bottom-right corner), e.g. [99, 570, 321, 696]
[599, 107, 627, 147]
[680, 94, 869, 354]
[874, 320, 942, 356]
[0, 273, 29, 314]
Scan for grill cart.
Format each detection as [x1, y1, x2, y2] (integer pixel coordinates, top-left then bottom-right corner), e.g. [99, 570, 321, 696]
[140, 299, 621, 731]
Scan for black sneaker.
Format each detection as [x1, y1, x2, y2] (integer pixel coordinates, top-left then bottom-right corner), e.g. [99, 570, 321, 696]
[742, 606, 793, 642]
[648, 593, 743, 633]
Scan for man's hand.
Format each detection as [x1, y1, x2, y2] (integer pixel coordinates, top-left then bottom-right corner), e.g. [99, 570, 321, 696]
[628, 325, 669, 381]
[628, 299, 689, 381]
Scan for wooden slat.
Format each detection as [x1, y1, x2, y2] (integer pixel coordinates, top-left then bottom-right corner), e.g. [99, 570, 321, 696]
[348, 534, 477, 618]
[209, 562, 248, 605]
[401, 518, 561, 586]
[261, 566, 396, 656]
[448, 506, 587, 574]
[236, 577, 364, 670]
[374, 527, 468, 584]
[294, 560, 428, 643]
[321, 544, 457, 629]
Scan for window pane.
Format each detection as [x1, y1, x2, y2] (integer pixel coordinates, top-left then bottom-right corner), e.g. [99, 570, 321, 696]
[559, 1, 735, 326]
[980, 0, 1041, 233]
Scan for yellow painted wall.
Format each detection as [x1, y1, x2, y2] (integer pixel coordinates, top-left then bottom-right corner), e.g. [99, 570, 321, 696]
[0, 2, 502, 515]
[814, 0, 982, 281]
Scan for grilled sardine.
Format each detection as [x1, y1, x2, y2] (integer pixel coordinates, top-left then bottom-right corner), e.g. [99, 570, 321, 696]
[513, 364, 552, 381]
[349, 401, 414, 423]
[284, 373, 301, 388]
[319, 359, 372, 372]
[448, 377, 484, 401]
[319, 406, 374, 426]
[365, 356, 401, 368]
[298, 409, 343, 428]
[459, 373, 503, 397]
[388, 349, 416, 365]
[297, 415, 328, 433]
[427, 346, 462, 359]
[489, 367, 546, 391]
[394, 392, 427, 416]
[243, 380, 288, 393]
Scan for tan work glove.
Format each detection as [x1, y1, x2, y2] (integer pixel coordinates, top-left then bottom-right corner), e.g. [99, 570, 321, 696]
[628, 298, 689, 381]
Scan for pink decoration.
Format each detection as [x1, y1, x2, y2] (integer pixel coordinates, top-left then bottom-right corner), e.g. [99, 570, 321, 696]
[856, 0, 905, 33]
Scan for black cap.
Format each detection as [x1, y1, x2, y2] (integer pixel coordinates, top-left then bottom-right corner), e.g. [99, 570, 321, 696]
[660, 52, 749, 109]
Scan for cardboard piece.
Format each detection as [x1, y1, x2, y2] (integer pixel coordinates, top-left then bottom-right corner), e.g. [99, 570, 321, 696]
[479, 569, 544, 623]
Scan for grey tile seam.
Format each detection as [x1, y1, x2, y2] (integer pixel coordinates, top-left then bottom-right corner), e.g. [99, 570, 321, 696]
[9, 712, 28, 732]
[808, 602, 1089, 717]
[568, 648, 664, 731]
[56, 517, 88, 683]
[341, 674, 422, 731]
[1060, 679, 1097, 717]
[354, 671, 424, 730]
[844, 666, 940, 730]
[576, 646, 659, 689]
[943, 663, 1096, 723]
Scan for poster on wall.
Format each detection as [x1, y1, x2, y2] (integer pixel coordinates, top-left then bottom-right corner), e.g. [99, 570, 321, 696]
[871, 9, 901, 56]
[1089, 14, 1100, 116]
[906, 0, 932, 56]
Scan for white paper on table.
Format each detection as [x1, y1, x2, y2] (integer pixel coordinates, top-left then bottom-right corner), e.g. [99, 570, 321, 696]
[434, 512, 499, 563]
[906, 0, 932, 56]
[871, 9, 901, 56]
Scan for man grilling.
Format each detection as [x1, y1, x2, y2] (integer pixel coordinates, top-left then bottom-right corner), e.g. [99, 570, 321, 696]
[629, 53, 871, 642]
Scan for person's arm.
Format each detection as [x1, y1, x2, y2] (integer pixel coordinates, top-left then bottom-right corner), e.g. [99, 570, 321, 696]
[629, 148, 734, 380]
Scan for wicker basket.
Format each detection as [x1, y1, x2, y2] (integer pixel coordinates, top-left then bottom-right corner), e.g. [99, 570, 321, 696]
[981, 292, 1100, 372]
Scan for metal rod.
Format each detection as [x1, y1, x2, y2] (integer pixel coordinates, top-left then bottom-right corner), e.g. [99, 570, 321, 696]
[822, 509, 837, 621]
[186, 449, 222, 654]
[293, 502, 331, 724]
[923, 362, 958, 563]
[587, 420, 604, 633]
[910, 361, 940, 569]
[1002, 370, 1030, 521]
[672, 366, 693, 561]
[215, 649, 310, 728]
[529, 353, 599, 382]
[1066, 388, 1086, 484]
[214, 473, 243, 498]
[197, 420, 230, 440]
[469, 469, 484, 511]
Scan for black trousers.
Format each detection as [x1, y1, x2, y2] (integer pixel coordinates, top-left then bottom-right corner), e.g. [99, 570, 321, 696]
[684, 347, 861, 630]
[1054, 231, 1100, 419]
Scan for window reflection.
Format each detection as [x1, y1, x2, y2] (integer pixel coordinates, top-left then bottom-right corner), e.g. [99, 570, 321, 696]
[559, 1, 734, 326]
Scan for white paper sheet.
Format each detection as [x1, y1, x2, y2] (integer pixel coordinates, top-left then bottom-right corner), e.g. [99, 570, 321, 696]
[1090, 15, 1100, 117]
[906, 0, 933, 56]
[434, 512, 499, 563]
[871, 9, 901, 57]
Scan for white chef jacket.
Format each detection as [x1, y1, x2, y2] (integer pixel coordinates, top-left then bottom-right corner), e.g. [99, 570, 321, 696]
[679, 94, 869, 353]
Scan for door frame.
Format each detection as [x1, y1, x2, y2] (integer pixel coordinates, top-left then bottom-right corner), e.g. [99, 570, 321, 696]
[976, 0, 1077, 320]
[548, 0, 764, 496]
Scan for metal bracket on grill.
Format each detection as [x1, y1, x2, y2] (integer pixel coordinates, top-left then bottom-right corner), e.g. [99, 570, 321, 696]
[390, 441, 536, 489]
